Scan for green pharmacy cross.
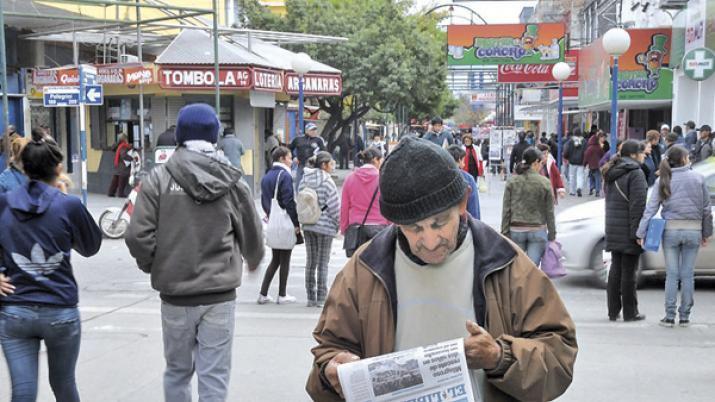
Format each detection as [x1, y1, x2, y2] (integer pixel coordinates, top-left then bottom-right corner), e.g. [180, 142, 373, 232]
[683, 47, 715, 81]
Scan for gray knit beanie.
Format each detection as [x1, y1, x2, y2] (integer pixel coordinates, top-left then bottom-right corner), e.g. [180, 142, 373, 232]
[379, 137, 467, 225]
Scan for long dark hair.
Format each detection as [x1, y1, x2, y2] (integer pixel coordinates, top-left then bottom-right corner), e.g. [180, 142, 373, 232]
[307, 151, 333, 170]
[515, 147, 542, 175]
[21, 127, 64, 182]
[658, 145, 689, 200]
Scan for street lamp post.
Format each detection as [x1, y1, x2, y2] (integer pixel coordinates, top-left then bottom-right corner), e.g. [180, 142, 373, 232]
[603, 28, 631, 156]
[291, 53, 313, 139]
[552, 62, 571, 169]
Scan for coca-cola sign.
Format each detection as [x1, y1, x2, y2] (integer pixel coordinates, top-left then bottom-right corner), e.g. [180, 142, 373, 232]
[498, 50, 579, 83]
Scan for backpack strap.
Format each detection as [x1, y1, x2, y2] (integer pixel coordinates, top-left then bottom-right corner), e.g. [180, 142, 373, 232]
[361, 186, 380, 226]
[274, 170, 283, 200]
[614, 180, 629, 202]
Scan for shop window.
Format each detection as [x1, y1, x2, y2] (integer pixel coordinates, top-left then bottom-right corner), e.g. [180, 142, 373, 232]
[182, 95, 234, 129]
[94, 96, 152, 151]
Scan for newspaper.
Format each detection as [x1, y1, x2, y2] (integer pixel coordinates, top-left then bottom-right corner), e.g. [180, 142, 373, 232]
[337, 339, 475, 402]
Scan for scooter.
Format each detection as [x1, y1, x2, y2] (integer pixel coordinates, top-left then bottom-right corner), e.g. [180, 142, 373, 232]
[98, 147, 174, 239]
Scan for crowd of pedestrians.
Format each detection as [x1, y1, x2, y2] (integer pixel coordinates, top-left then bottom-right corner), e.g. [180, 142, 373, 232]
[2, 103, 714, 401]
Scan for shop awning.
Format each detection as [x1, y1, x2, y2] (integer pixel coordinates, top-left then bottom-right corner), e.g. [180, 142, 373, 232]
[579, 99, 673, 112]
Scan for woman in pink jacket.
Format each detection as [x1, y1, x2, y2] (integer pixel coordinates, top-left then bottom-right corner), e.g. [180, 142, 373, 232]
[341, 147, 390, 257]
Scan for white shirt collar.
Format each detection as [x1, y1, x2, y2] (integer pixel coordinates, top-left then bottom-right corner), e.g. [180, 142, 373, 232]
[273, 162, 292, 173]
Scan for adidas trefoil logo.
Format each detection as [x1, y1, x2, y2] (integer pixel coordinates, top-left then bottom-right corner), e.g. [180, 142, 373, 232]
[12, 244, 64, 281]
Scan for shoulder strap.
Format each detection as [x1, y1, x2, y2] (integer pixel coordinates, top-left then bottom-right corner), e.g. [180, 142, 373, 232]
[361, 186, 380, 226]
[614, 180, 629, 202]
[274, 170, 283, 200]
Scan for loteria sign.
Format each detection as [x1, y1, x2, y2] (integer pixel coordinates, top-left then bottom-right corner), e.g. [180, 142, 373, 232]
[285, 73, 342, 96]
[252, 68, 284, 92]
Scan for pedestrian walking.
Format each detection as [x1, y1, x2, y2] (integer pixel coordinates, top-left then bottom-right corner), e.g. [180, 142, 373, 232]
[537, 143, 566, 204]
[306, 137, 577, 402]
[645, 130, 663, 185]
[107, 133, 133, 197]
[367, 133, 388, 157]
[563, 129, 587, 196]
[258, 146, 301, 305]
[340, 147, 389, 257]
[671, 125, 684, 144]
[508, 131, 530, 174]
[461, 134, 483, 181]
[584, 132, 606, 196]
[665, 131, 680, 150]
[603, 140, 648, 322]
[447, 145, 481, 219]
[264, 129, 280, 172]
[423, 117, 453, 147]
[125, 103, 264, 402]
[0, 135, 29, 194]
[155, 125, 177, 147]
[217, 127, 245, 170]
[298, 151, 339, 307]
[684, 120, 698, 151]
[501, 147, 556, 265]
[691, 125, 713, 163]
[636, 146, 712, 328]
[0, 129, 102, 402]
[290, 122, 326, 190]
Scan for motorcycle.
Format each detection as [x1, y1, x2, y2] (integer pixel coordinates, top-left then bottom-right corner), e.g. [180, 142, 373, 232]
[98, 146, 174, 239]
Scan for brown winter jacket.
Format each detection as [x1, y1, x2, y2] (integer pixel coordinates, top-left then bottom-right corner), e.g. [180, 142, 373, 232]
[306, 218, 578, 402]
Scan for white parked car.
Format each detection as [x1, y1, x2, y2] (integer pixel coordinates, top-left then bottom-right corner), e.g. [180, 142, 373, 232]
[557, 160, 715, 288]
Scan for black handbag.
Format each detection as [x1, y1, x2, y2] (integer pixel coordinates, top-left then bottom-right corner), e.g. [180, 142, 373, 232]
[343, 187, 386, 257]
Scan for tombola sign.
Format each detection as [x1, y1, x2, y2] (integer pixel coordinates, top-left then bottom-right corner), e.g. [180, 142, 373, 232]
[447, 23, 566, 66]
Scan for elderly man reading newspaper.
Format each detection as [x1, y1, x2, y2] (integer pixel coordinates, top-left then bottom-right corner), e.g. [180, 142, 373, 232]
[306, 137, 577, 402]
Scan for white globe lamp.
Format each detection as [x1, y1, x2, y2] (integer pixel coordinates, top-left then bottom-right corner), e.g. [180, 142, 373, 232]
[602, 28, 631, 56]
[291, 52, 313, 76]
[552, 62, 571, 82]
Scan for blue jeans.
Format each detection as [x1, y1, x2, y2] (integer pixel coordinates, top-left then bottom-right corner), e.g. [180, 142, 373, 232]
[589, 168, 602, 195]
[662, 230, 701, 320]
[161, 300, 236, 402]
[0, 306, 81, 402]
[510, 230, 548, 266]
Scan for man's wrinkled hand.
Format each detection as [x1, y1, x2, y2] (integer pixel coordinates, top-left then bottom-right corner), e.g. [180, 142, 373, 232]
[464, 320, 501, 370]
[325, 351, 360, 398]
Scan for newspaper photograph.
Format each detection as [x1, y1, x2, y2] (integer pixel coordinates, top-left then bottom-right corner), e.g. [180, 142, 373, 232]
[337, 339, 475, 402]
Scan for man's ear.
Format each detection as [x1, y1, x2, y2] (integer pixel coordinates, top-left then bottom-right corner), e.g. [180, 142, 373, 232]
[458, 188, 470, 215]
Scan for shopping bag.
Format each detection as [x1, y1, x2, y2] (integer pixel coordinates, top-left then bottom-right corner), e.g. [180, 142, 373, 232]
[541, 241, 567, 278]
[265, 172, 297, 250]
[643, 218, 666, 252]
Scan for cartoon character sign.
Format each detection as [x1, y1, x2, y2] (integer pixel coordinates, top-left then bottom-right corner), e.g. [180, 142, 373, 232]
[636, 34, 668, 79]
[521, 25, 539, 50]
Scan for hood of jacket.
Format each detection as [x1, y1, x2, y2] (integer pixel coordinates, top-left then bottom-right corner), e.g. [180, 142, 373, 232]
[587, 135, 599, 147]
[353, 165, 379, 185]
[302, 167, 329, 188]
[165, 147, 241, 202]
[6, 181, 60, 221]
[604, 157, 641, 183]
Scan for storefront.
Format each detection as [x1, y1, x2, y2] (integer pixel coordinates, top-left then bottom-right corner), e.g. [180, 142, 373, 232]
[579, 28, 673, 139]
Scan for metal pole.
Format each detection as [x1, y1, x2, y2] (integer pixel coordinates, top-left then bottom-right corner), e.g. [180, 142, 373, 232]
[136, 0, 145, 168]
[298, 74, 305, 138]
[213, 0, 221, 115]
[0, 0, 11, 161]
[79, 66, 88, 205]
[557, 83, 564, 169]
[610, 56, 619, 156]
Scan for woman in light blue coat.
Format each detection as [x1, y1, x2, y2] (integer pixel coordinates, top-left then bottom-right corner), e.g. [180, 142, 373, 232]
[637, 145, 713, 328]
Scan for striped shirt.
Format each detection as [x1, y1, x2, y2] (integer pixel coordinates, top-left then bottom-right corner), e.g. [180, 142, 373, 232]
[298, 168, 340, 236]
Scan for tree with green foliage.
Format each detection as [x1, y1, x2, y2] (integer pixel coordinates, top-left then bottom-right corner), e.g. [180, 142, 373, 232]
[241, 0, 453, 147]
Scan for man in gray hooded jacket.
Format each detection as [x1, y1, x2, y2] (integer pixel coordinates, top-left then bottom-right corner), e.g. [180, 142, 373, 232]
[126, 103, 264, 402]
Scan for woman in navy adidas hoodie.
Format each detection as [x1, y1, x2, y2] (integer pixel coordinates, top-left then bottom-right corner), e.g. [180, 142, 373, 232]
[0, 129, 102, 402]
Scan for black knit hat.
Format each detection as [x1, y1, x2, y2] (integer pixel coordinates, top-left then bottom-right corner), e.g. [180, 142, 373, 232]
[379, 137, 467, 225]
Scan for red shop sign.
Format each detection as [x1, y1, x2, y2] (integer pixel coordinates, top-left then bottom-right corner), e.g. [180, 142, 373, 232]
[498, 50, 579, 84]
[124, 66, 154, 85]
[285, 73, 342, 96]
[252, 68, 283, 92]
[158, 67, 252, 89]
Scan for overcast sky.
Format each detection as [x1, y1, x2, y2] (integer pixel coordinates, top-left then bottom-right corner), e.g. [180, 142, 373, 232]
[411, 0, 537, 24]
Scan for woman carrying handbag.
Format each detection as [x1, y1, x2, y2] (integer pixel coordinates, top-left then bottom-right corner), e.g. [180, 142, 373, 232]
[258, 146, 301, 305]
[636, 146, 712, 327]
[341, 148, 390, 257]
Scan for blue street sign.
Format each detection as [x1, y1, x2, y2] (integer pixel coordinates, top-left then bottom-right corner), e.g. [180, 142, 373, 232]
[82, 84, 103, 105]
[43, 86, 80, 107]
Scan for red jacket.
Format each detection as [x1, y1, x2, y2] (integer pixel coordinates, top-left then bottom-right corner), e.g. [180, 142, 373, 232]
[540, 156, 564, 205]
[583, 135, 605, 170]
[463, 145, 483, 178]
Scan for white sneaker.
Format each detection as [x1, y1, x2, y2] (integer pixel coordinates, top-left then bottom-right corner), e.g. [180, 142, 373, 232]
[277, 295, 297, 304]
[257, 294, 274, 305]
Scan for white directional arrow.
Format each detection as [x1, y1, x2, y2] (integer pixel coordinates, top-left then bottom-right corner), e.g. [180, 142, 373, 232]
[86, 87, 100, 102]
